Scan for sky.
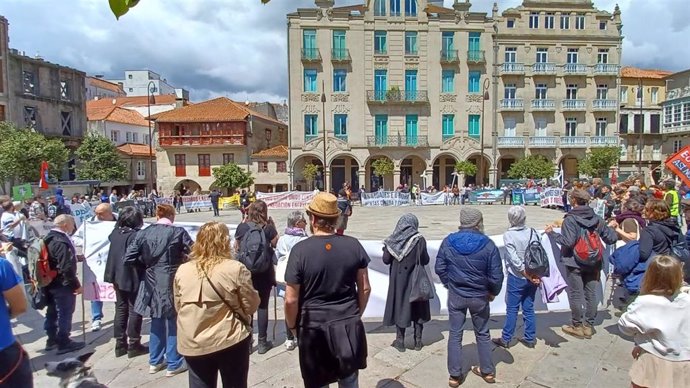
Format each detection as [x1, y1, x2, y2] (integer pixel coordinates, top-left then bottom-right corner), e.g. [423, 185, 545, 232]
[1, 0, 687, 103]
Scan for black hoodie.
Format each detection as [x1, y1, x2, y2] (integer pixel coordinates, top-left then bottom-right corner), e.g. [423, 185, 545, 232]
[639, 218, 683, 262]
[548, 205, 618, 268]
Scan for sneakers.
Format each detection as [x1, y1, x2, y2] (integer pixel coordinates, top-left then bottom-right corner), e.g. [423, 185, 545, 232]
[128, 343, 148, 359]
[561, 324, 587, 339]
[491, 338, 510, 349]
[285, 339, 298, 351]
[518, 338, 536, 348]
[257, 339, 273, 355]
[56, 341, 86, 355]
[45, 339, 58, 352]
[582, 324, 595, 339]
[91, 320, 102, 332]
[149, 363, 167, 374]
[165, 364, 188, 377]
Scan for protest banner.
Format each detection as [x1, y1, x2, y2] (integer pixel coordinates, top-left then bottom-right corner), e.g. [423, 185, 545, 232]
[511, 189, 526, 205]
[469, 190, 504, 204]
[219, 194, 240, 209]
[361, 191, 411, 206]
[12, 184, 33, 201]
[523, 188, 541, 204]
[540, 187, 564, 208]
[154, 197, 174, 206]
[70, 202, 95, 228]
[665, 145, 690, 188]
[420, 191, 447, 205]
[181, 195, 212, 212]
[256, 191, 316, 209]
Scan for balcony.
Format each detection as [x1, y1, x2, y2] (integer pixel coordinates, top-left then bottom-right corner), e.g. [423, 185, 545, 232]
[593, 64, 620, 75]
[563, 63, 589, 75]
[560, 136, 588, 147]
[499, 99, 525, 111]
[531, 99, 556, 111]
[301, 48, 321, 63]
[662, 124, 690, 134]
[367, 135, 429, 148]
[159, 134, 245, 147]
[592, 99, 618, 111]
[467, 50, 485, 64]
[501, 63, 525, 74]
[497, 136, 525, 148]
[366, 90, 429, 104]
[562, 99, 587, 110]
[590, 136, 618, 147]
[532, 63, 557, 75]
[331, 48, 351, 63]
[440, 49, 459, 64]
[529, 136, 557, 148]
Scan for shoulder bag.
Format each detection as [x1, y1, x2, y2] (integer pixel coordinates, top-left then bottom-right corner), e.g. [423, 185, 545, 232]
[202, 270, 252, 331]
[408, 248, 434, 303]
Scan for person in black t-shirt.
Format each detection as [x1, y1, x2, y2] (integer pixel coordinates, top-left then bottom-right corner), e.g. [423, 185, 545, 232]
[234, 200, 278, 355]
[284, 192, 371, 388]
[209, 189, 221, 217]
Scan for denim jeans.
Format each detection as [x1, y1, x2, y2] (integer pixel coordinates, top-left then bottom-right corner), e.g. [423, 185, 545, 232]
[149, 316, 183, 370]
[447, 292, 494, 377]
[44, 286, 77, 345]
[502, 274, 537, 343]
[564, 266, 599, 326]
[91, 301, 103, 322]
[318, 371, 358, 388]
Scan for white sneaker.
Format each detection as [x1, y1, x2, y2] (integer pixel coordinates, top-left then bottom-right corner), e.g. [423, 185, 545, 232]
[91, 320, 102, 332]
[285, 339, 298, 351]
[149, 363, 166, 374]
[165, 364, 188, 377]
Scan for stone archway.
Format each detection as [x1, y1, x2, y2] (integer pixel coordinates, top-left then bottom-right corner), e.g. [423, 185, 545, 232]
[399, 155, 427, 189]
[498, 156, 517, 183]
[432, 153, 459, 189]
[559, 154, 580, 181]
[330, 155, 360, 193]
[174, 179, 202, 195]
[464, 153, 492, 186]
[292, 154, 324, 191]
[365, 155, 394, 191]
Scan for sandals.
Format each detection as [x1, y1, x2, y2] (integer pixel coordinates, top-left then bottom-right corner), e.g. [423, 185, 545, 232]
[448, 376, 462, 387]
[471, 366, 496, 384]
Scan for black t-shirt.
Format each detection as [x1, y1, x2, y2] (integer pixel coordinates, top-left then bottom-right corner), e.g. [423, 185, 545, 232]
[285, 235, 370, 317]
[234, 222, 278, 259]
[209, 191, 221, 203]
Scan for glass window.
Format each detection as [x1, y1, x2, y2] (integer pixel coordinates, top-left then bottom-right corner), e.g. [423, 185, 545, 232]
[468, 32, 480, 52]
[222, 153, 234, 165]
[332, 30, 346, 57]
[334, 114, 347, 137]
[566, 48, 578, 64]
[390, 0, 401, 16]
[374, 31, 387, 54]
[405, 31, 418, 55]
[651, 87, 658, 104]
[673, 140, 682, 153]
[664, 106, 672, 125]
[545, 13, 554, 29]
[442, 114, 455, 138]
[468, 115, 481, 138]
[565, 118, 578, 136]
[333, 69, 347, 92]
[375, 115, 388, 140]
[504, 118, 516, 136]
[566, 84, 578, 99]
[507, 18, 515, 28]
[374, 69, 387, 92]
[595, 118, 607, 136]
[441, 31, 454, 52]
[597, 49, 608, 64]
[529, 12, 539, 28]
[599, 21, 607, 30]
[621, 86, 628, 102]
[575, 14, 585, 29]
[405, 0, 416, 16]
[536, 48, 548, 63]
[468, 71, 481, 94]
[374, 0, 386, 16]
[304, 69, 317, 92]
[597, 84, 608, 99]
[683, 103, 690, 122]
[277, 161, 287, 173]
[305, 114, 318, 137]
[535, 84, 547, 99]
[174, 154, 186, 177]
[303, 29, 316, 51]
[110, 130, 119, 143]
[673, 104, 682, 123]
[132, 133, 138, 143]
[504, 84, 516, 99]
[198, 154, 211, 177]
[137, 161, 146, 178]
[504, 47, 517, 63]
[405, 114, 418, 145]
[442, 70, 454, 93]
[560, 14, 570, 29]
[535, 118, 547, 136]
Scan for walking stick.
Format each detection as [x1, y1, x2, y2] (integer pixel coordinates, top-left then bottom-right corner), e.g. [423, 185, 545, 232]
[272, 287, 277, 341]
[80, 217, 87, 343]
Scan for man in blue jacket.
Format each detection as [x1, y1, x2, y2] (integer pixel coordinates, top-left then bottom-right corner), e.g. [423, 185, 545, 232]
[435, 208, 504, 387]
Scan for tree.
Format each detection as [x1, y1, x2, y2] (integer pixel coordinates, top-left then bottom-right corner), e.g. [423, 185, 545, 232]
[302, 163, 320, 190]
[578, 146, 622, 177]
[0, 122, 69, 192]
[212, 163, 254, 194]
[454, 160, 478, 177]
[507, 155, 554, 179]
[75, 135, 128, 182]
[372, 158, 394, 177]
[110, 0, 270, 19]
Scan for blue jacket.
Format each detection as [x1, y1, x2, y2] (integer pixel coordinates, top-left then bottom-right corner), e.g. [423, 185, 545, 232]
[611, 240, 646, 294]
[435, 229, 504, 298]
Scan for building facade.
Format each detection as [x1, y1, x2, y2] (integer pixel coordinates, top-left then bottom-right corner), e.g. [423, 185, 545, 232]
[661, 69, 690, 161]
[0, 16, 9, 122]
[85, 76, 126, 101]
[108, 70, 190, 101]
[116, 143, 156, 193]
[87, 103, 153, 147]
[618, 67, 671, 179]
[153, 97, 287, 195]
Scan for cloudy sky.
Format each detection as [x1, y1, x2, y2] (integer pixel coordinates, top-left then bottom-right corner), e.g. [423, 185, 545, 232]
[1, 0, 687, 102]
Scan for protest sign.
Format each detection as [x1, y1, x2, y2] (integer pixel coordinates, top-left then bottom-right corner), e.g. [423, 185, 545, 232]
[469, 190, 504, 204]
[361, 191, 411, 206]
[540, 187, 564, 208]
[12, 184, 33, 201]
[666, 145, 690, 188]
[181, 195, 211, 212]
[257, 191, 316, 209]
[420, 191, 447, 205]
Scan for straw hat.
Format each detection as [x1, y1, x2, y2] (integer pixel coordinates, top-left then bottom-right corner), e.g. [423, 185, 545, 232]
[305, 192, 341, 218]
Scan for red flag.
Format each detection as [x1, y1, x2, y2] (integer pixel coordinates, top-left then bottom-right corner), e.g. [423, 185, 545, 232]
[665, 145, 690, 188]
[39, 161, 49, 189]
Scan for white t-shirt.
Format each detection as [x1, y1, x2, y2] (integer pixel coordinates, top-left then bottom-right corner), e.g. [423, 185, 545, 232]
[0, 212, 20, 239]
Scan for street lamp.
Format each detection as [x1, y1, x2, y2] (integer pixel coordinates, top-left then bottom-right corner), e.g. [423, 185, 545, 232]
[480, 78, 490, 186]
[147, 80, 157, 194]
[321, 80, 329, 193]
[637, 78, 643, 175]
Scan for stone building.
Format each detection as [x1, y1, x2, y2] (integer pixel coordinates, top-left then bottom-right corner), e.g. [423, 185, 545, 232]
[152, 97, 287, 195]
[618, 67, 671, 179]
[661, 69, 690, 159]
[85, 76, 126, 101]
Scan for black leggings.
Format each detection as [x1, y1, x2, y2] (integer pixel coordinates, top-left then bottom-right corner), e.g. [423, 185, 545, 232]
[186, 336, 251, 388]
[254, 286, 271, 340]
[0, 342, 32, 388]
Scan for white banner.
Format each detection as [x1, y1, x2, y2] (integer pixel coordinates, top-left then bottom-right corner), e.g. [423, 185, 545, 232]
[256, 191, 316, 209]
[420, 191, 448, 206]
[70, 203, 95, 228]
[181, 195, 211, 211]
[361, 191, 411, 207]
[540, 188, 564, 208]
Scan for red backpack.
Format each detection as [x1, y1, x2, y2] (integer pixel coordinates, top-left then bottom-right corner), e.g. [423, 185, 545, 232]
[573, 224, 605, 266]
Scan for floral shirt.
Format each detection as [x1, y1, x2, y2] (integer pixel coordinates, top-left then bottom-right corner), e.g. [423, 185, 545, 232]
[28, 201, 45, 221]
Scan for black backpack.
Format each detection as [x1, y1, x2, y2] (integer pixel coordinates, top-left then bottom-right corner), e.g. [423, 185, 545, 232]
[236, 222, 270, 274]
[524, 229, 550, 277]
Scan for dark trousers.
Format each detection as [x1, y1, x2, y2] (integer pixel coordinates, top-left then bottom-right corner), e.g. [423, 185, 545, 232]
[44, 286, 76, 345]
[114, 288, 143, 346]
[0, 342, 32, 388]
[447, 293, 493, 377]
[186, 336, 251, 388]
[212, 203, 219, 216]
[254, 286, 271, 340]
[564, 266, 599, 326]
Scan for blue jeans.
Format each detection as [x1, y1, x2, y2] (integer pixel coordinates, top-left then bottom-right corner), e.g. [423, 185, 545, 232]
[91, 301, 103, 322]
[150, 316, 183, 370]
[447, 292, 494, 377]
[44, 286, 77, 345]
[319, 372, 358, 388]
[502, 274, 537, 343]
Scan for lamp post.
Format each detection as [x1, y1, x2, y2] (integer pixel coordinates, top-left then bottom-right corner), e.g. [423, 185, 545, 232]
[147, 81, 157, 194]
[480, 78, 490, 186]
[637, 78, 643, 175]
[321, 80, 328, 193]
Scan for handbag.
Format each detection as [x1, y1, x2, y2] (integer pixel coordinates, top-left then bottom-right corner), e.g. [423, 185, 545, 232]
[408, 253, 434, 303]
[201, 270, 252, 331]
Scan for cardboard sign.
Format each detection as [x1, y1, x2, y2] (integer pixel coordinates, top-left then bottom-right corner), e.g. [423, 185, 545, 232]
[666, 145, 690, 188]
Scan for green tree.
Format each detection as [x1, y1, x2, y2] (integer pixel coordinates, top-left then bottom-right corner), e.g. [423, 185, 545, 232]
[110, 0, 270, 19]
[75, 135, 128, 182]
[507, 155, 554, 179]
[0, 122, 69, 192]
[454, 160, 478, 176]
[578, 146, 622, 177]
[372, 158, 394, 177]
[212, 163, 254, 194]
[302, 163, 320, 190]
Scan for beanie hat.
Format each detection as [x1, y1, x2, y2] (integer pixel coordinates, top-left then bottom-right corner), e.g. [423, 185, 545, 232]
[459, 208, 483, 230]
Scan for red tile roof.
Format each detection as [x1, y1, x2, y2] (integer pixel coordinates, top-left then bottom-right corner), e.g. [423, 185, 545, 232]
[86, 103, 150, 127]
[153, 97, 286, 127]
[621, 67, 673, 79]
[87, 77, 126, 95]
[251, 145, 288, 159]
[87, 94, 180, 110]
[117, 143, 154, 158]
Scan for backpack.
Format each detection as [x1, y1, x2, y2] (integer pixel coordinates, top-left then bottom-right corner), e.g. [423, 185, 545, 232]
[524, 229, 550, 277]
[668, 234, 690, 282]
[236, 222, 270, 274]
[573, 222, 605, 267]
[26, 237, 56, 310]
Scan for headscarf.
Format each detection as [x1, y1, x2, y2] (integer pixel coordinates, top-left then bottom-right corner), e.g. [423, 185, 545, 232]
[383, 213, 422, 262]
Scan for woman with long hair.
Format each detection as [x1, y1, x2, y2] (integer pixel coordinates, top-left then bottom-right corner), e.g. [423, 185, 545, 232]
[175, 222, 259, 388]
[618, 255, 690, 388]
[234, 200, 278, 354]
